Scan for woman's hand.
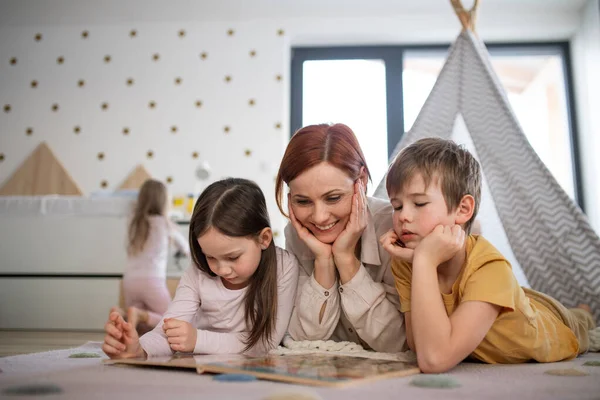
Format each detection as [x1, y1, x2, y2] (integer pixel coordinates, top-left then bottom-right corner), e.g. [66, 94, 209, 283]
[288, 199, 336, 288]
[380, 229, 414, 263]
[163, 318, 197, 353]
[102, 311, 145, 359]
[288, 202, 333, 261]
[332, 180, 368, 282]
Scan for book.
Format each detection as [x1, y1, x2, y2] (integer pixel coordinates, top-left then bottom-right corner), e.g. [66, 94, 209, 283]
[106, 353, 420, 388]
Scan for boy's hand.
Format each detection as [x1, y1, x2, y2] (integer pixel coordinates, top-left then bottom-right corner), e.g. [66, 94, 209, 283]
[163, 318, 197, 353]
[414, 225, 465, 267]
[380, 229, 414, 263]
[102, 311, 145, 359]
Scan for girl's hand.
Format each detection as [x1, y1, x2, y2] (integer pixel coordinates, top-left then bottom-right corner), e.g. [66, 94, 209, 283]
[288, 200, 333, 261]
[102, 311, 144, 359]
[414, 225, 465, 267]
[163, 318, 197, 353]
[380, 229, 414, 263]
[332, 180, 368, 263]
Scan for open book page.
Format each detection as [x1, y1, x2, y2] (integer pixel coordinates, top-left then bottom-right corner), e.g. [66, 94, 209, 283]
[106, 353, 419, 387]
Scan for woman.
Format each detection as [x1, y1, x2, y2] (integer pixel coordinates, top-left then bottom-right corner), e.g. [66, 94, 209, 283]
[275, 123, 406, 352]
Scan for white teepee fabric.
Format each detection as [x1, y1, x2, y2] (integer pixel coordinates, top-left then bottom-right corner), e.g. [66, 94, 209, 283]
[374, 30, 600, 321]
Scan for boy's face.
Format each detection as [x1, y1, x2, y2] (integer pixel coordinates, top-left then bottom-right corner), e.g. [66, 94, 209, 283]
[390, 172, 458, 249]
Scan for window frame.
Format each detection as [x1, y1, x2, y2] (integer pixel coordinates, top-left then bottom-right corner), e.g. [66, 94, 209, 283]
[290, 42, 584, 210]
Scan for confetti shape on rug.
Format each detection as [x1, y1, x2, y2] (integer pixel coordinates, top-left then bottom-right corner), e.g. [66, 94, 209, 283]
[213, 373, 257, 382]
[583, 361, 600, 367]
[69, 352, 102, 358]
[263, 392, 322, 400]
[544, 368, 588, 376]
[2, 383, 63, 396]
[410, 375, 461, 388]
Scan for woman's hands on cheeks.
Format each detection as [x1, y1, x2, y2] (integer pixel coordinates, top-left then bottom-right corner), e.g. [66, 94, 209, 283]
[287, 179, 368, 285]
[288, 199, 333, 261]
[332, 180, 368, 283]
[102, 311, 145, 359]
[163, 318, 197, 353]
[414, 225, 465, 267]
[332, 180, 367, 260]
[289, 201, 337, 288]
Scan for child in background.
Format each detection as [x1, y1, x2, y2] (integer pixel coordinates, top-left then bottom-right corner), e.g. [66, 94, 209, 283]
[111, 179, 190, 333]
[380, 137, 596, 373]
[102, 178, 299, 358]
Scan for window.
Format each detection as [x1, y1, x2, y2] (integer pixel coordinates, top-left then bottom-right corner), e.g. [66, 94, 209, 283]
[291, 42, 583, 208]
[403, 46, 578, 201]
[302, 59, 388, 196]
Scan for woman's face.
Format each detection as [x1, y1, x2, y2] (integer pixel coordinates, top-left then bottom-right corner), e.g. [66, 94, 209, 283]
[288, 162, 355, 244]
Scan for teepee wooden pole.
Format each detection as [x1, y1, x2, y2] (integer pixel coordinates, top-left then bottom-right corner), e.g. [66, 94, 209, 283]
[450, 0, 480, 32]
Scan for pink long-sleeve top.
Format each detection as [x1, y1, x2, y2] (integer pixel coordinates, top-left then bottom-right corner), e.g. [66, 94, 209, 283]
[139, 246, 299, 357]
[125, 216, 189, 280]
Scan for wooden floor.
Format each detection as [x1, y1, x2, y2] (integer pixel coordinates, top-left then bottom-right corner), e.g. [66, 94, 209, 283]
[0, 330, 105, 357]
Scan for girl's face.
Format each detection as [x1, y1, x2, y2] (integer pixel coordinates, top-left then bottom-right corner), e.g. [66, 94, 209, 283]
[197, 227, 270, 290]
[288, 162, 355, 244]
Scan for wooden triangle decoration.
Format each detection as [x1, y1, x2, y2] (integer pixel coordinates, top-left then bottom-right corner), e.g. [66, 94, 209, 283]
[0, 142, 83, 195]
[118, 164, 152, 190]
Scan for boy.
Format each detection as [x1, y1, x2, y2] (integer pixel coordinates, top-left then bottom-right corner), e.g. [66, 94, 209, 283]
[380, 137, 595, 373]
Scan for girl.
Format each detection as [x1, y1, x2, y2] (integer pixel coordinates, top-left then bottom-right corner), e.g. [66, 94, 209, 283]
[275, 123, 406, 353]
[103, 178, 299, 358]
[113, 179, 190, 333]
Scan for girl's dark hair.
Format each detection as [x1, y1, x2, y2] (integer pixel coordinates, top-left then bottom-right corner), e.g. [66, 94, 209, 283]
[189, 178, 277, 351]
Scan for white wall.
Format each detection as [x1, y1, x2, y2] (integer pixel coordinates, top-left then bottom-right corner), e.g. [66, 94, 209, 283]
[0, 19, 290, 239]
[572, 0, 600, 234]
[0, 0, 594, 242]
[1, 0, 597, 331]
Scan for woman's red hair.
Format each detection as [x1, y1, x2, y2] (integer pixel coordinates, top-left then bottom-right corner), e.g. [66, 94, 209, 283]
[275, 123, 371, 217]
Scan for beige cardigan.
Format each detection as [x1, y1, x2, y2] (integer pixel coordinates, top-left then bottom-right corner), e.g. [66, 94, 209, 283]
[286, 196, 406, 352]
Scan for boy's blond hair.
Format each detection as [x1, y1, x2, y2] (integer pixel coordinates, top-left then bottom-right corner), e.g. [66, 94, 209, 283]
[386, 137, 482, 234]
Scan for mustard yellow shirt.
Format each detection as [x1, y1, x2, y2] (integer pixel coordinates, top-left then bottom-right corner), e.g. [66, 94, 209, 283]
[391, 235, 579, 364]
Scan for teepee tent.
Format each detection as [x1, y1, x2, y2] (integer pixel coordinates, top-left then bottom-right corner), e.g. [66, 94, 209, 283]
[375, 0, 600, 320]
